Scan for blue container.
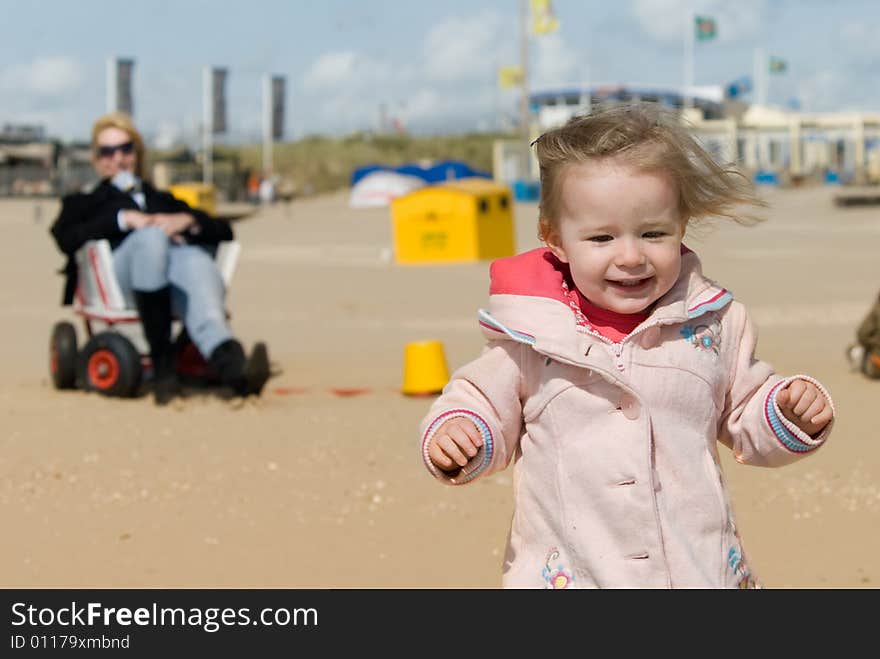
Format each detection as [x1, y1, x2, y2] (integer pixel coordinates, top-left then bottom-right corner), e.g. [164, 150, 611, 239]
[824, 170, 840, 184]
[513, 179, 540, 201]
[754, 170, 779, 185]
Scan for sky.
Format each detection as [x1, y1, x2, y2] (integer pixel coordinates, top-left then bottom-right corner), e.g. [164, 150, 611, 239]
[2, 0, 880, 147]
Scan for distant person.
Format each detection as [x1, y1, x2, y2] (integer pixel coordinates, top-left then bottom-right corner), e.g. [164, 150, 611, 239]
[846, 290, 880, 378]
[258, 174, 276, 205]
[49, 112, 271, 405]
[418, 103, 836, 588]
[246, 170, 261, 205]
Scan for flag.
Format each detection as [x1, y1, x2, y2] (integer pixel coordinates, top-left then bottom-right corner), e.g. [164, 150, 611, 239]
[211, 67, 228, 134]
[531, 0, 560, 35]
[769, 57, 787, 74]
[695, 15, 717, 41]
[725, 75, 752, 99]
[498, 65, 524, 89]
[115, 58, 135, 116]
[270, 75, 285, 139]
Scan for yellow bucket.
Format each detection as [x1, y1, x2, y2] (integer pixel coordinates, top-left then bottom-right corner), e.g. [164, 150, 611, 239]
[401, 340, 449, 395]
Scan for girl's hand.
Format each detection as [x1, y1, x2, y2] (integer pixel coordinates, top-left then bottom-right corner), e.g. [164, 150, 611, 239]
[427, 417, 484, 473]
[776, 379, 832, 437]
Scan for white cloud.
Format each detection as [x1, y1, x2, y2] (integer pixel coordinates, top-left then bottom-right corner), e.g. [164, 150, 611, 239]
[422, 11, 507, 82]
[299, 11, 516, 134]
[532, 34, 582, 88]
[631, 0, 766, 43]
[302, 50, 397, 94]
[303, 51, 359, 90]
[298, 10, 591, 134]
[397, 88, 444, 123]
[398, 85, 497, 131]
[0, 56, 85, 95]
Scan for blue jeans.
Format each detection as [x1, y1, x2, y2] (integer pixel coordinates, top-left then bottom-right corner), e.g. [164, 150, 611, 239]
[112, 226, 233, 358]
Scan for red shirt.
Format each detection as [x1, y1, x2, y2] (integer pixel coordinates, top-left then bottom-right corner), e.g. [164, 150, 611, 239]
[575, 289, 650, 343]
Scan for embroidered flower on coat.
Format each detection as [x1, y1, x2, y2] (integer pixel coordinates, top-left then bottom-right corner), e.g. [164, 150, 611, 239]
[680, 321, 721, 355]
[727, 521, 762, 589]
[727, 545, 760, 589]
[542, 548, 574, 589]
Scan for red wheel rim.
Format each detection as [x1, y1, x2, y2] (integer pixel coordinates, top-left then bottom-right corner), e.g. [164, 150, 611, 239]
[88, 349, 119, 389]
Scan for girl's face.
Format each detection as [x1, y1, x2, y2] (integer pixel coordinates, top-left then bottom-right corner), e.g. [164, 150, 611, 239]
[546, 158, 685, 315]
[93, 126, 137, 179]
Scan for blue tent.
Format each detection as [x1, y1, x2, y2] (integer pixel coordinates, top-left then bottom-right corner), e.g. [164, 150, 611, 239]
[350, 160, 490, 187]
[424, 160, 490, 183]
[350, 164, 393, 186]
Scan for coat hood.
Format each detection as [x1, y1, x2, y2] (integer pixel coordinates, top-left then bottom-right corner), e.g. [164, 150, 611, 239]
[478, 246, 732, 361]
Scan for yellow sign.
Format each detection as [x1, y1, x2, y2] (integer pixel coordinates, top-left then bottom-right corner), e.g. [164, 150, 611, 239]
[498, 65, 524, 89]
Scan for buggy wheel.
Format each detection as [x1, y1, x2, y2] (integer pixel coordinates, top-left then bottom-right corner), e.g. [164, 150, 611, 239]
[78, 332, 143, 397]
[50, 321, 78, 389]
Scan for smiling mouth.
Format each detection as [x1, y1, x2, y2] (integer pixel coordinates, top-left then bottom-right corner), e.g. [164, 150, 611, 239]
[607, 277, 653, 290]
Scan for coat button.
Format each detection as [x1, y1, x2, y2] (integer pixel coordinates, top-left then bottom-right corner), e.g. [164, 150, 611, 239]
[641, 327, 661, 348]
[619, 393, 641, 420]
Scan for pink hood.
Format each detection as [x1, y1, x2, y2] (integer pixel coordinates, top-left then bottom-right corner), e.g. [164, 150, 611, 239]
[478, 246, 732, 364]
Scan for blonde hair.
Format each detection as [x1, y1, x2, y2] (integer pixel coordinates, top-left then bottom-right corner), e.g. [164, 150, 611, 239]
[534, 102, 766, 242]
[90, 111, 146, 178]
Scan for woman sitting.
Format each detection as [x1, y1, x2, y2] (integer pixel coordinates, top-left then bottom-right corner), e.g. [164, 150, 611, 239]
[50, 112, 271, 404]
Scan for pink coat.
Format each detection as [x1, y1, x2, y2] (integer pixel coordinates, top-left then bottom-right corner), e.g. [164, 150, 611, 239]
[419, 247, 835, 588]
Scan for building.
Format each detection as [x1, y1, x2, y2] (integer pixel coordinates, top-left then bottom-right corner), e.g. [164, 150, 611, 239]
[493, 84, 880, 186]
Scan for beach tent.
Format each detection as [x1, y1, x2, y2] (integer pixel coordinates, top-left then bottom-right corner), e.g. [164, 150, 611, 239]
[424, 160, 491, 183]
[348, 170, 426, 208]
[350, 164, 392, 187]
[349, 160, 491, 188]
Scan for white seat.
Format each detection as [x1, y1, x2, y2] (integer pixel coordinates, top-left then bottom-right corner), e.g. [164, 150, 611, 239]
[73, 238, 240, 323]
[214, 240, 241, 289]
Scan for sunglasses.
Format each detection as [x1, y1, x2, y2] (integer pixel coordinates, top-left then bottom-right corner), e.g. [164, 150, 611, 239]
[96, 141, 135, 158]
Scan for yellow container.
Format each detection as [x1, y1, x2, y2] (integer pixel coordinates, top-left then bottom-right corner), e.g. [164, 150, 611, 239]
[401, 340, 450, 396]
[168, 182, 217, 215]
[390, 177, 515, 264]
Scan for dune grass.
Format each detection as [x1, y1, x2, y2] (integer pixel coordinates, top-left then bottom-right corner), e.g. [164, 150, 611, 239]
[214, 131, 514, 196]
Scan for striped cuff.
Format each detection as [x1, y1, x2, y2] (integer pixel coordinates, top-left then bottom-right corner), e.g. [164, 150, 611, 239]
[421, 409, 494, 485]
[764, 375, 835, 454]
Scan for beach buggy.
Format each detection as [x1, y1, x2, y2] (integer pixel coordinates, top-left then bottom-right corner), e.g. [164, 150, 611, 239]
[49, 238, 240, 397]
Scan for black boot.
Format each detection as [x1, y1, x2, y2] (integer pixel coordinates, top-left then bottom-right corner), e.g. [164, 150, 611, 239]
[133, 287, 179, 405]
[242, 342, 271, 395]
[208, 339, 271, 396]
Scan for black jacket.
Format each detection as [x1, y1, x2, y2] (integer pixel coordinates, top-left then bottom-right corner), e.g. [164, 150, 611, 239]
[50, 179, 234, 305]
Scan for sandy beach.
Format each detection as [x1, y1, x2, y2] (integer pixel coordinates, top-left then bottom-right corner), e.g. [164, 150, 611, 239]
[1, 184, 877, 588]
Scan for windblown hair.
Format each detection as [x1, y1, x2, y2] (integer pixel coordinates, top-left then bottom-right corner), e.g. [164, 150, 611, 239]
[534, 102, 766, 242]
[90, 111, 146, 178]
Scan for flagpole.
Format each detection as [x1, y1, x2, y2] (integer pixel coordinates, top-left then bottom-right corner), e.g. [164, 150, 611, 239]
[202, 66, 213, 185]
[580, 60, 591, 115]
[519, 0, 531, 180]
[753, 47, 766, 106]
[493, 59, 501, 131]
[683, 7, 694, 109]
[262, 74, 273, 177]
